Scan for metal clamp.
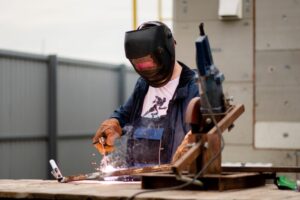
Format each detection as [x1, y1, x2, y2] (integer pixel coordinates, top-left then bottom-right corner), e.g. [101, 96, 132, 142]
[49, 159, 65, 182]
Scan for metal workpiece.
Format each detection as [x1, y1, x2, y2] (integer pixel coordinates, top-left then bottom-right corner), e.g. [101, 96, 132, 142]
[48, 55, 58, 179]
[49, 158, 171, 183]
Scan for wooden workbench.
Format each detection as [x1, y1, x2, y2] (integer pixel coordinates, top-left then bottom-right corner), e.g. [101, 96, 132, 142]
[0, 179, 299, 200]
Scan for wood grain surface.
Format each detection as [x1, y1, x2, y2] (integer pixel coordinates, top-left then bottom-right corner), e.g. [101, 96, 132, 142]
[0, 179, 299, 200]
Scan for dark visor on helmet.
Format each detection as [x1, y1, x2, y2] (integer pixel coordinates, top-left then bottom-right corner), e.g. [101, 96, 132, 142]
[124, 26, 166, 59]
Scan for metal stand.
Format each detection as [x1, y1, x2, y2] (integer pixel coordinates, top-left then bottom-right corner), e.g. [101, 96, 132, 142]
[140, 104, 269, 191]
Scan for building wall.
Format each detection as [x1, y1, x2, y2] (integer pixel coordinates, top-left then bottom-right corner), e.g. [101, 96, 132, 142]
[254, 0, 300, 150]
[173, 0, 300, 172]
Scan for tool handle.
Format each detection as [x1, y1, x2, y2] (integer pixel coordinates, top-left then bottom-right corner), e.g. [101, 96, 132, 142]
[49, 159, 65, 182]
[92, 126, 113, 144]
[92, 136, 106, 145]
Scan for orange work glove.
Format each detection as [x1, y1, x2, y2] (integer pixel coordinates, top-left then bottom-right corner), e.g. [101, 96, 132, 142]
[92, 118, 122, 155]
[171, 131, 193, 163]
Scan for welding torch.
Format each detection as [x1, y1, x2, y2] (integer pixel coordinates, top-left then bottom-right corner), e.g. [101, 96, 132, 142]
[92, 136, 108, 155]
[92, 118, 122, 155]
[92, 126, 115, 155]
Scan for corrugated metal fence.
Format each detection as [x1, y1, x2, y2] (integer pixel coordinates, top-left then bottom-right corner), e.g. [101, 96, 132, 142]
[0, 49, 138, 179]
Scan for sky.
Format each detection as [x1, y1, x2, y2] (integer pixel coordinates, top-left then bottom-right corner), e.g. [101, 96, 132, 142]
[0, 0, 173, 65]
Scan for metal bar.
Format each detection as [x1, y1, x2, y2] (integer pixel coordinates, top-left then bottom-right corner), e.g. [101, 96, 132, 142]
[0, 136, 47, 142]
[57, 56, 120, 70]
[172, 104, 245, 175]
[58, 134, 94, 140]
[0, 48, 47, 61]
[0, 48, 124, 70]
[132, 0, 137, 29]
[158, 0, 162, 22]
[105, 164, 171, 177]
[172, 141, 202, 174]
[222, 166, 300, 173]
[60, 164, 172, 183]
[206, 104, 245, 135]
[48, 55, 58, 179]
[0, 133, 94, 142]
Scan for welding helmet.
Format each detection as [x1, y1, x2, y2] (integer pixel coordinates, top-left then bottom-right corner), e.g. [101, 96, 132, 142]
[124, 21, 175, 87]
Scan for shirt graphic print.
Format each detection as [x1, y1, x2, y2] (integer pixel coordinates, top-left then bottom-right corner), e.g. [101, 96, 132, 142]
[141, 76, 180, 118]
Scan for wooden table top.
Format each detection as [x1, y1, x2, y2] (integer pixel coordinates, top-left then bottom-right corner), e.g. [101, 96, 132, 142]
[0, 179, 299, 200]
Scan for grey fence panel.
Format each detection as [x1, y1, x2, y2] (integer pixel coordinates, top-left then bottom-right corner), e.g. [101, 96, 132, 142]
[0, 55, 48, 179]
[124, 68, 139, 101]
[56, 61, 121, 174]
[0, 49, 135, 179]
[57, 63, 120, 137]
[0, 140, 48, 179]
[55, 67, 139, 176]
[57, 139, 97, 175]
[0, 58, 48, 138]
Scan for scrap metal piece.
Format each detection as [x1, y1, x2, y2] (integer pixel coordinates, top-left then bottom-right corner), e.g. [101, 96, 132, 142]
[60, 172, 103, 183]
[61, 164, 172, 183]
[101, 164, 172, 177]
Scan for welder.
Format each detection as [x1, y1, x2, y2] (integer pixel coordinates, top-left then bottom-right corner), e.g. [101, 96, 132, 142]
[92, 21, 199, 167]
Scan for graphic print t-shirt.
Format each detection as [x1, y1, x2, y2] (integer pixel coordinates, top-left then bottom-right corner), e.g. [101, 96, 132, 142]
[141, 77, 180, 118]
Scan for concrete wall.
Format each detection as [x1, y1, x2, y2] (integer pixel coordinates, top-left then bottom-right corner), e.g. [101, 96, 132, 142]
[255, 0, 300, 150]
[173, 0, 300, 173]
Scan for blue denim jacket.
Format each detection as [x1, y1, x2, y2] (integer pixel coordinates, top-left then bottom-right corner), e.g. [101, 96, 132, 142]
[111, 61, 199, 164]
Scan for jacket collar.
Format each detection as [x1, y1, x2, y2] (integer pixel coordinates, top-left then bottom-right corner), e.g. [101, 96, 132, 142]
[174, 61, 197, 100]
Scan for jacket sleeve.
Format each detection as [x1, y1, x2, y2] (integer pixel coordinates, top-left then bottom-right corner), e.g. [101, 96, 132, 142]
[110, 78, 142, 127]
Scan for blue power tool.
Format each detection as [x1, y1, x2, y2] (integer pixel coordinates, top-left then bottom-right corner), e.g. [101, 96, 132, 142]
[195, 23, 225, 114]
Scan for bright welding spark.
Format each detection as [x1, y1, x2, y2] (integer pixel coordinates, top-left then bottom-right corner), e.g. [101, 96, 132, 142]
[103, 176, 119, 181]
[101, 164, 120, 181]
[101, 164, 117, 173]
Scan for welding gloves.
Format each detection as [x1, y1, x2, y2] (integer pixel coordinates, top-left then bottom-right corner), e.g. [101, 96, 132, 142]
[171, 131, 193, 163]
[93, 118, 122, 155]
